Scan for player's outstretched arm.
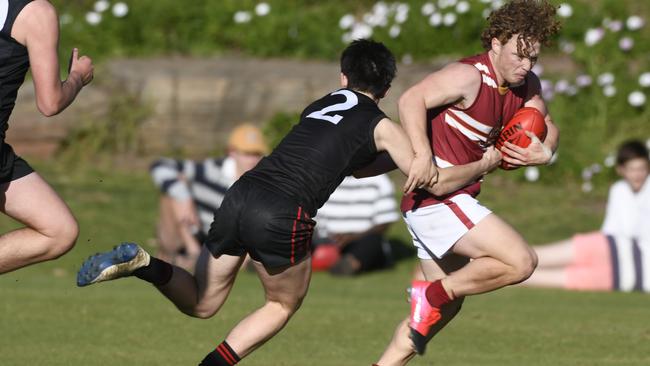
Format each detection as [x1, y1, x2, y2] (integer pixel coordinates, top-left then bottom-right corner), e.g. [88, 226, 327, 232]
[372, 117, 423, 193]
[429, 146, 502, 196]
[399, 62, 480, 188]
[12, 0, 93, 116]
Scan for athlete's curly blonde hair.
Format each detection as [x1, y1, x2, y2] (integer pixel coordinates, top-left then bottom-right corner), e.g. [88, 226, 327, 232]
[481, 0, 561, 56]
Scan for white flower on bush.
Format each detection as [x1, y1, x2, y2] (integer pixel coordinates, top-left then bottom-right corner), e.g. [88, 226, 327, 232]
[255, 3, 271, 17]
[422, 2, 436, 16]
[628, 91, 646, 107]
[438, 0, 457, 9]
[575, 74, 592, 88]
[597, 72, 615, 86]
[94, 0, 110, 13]
[373, 2, 390, 17]
[604, 154, 616, 168]
[85, 11, 102, 25]
[619, 37, 634, 51]
[531, 64, 543, 76]
[560, 40, 575, 54]
[557, 3, 572, 18]
[112, 2, 128, 18]
[540, 79, 552, 92]
[584, 28, 605, 46]
[339, 14, 355, 30]
[402, 53, 413, 65]
[639, 72, 650, 87]
[603, 85, 617, 97]
[590, 163, 602, 174]
[456, 1, 470, 14]
[341, 32, 353, 44]
[554, 79, 569, 93]
[482, 8, 492, 19]
[351, 22, 373, 40]
[566, 85, 578, 96]
[610, 20, 623, 32]
[234, 11, 252, 24]
[581, 167, 593, 181]
[542, 88, 555, 101]
[389, 25, 401, 38]
[429, 12, 443, 27]
[582, 181, 593, 193]
[443, 12, 457, 26]
[395, 8, 409, 24]
[626, 15, 645, 31]
[524, 166, 540, 182]
[491, 0, 504, 9]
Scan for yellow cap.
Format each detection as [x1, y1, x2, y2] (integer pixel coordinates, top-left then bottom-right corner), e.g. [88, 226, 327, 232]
[227, 124, 269, 154]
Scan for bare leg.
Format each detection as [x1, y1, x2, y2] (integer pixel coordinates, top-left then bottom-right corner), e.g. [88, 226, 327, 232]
[533, 239, 575, 268]
[0, 173, 79, 274]
[155, 247, 245, 318]
[522, 267, 567, 288]
[443, 214, 537, 297]
[224, 257, 312, 357]
[376, 255, 468, 366]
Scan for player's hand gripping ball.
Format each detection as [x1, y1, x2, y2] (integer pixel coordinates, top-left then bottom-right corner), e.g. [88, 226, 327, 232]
[495, 107, 547, 170]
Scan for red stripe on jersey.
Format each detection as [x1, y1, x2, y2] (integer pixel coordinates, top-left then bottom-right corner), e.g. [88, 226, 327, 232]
[444, 200, 474, 230]
[446, 110, 489, 138]
[216, 344, 236, 365]
[290, 206, 303, 265]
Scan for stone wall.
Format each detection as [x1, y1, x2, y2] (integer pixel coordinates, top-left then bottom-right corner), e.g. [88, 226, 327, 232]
[5, 54, 575, 159]
[6, 56, 439, 159]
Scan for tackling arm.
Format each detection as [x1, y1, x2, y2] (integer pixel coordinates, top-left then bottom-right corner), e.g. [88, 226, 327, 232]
[398, 63, 482, 188]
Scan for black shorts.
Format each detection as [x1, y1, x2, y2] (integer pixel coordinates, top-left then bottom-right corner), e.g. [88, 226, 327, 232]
[205, 178, 315, 268]
[0, 142, 33, 184]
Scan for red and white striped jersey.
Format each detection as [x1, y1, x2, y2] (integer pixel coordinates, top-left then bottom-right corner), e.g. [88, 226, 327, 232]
[401, 52, 534, 212]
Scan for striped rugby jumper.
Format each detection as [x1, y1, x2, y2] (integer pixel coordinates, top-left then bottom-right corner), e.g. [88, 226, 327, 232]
[402, 52, 536, 212]
[606, 236, 650, 292]
[150, 156, 237, 235]
[314, 174, 399, 237]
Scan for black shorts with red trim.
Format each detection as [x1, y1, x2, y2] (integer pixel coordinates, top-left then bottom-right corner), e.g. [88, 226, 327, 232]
[205, 177, 314, 268]
[0, 142, 33, 184]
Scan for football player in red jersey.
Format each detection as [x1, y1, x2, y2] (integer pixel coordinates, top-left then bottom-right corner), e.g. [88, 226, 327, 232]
[375, 0, 561, 363]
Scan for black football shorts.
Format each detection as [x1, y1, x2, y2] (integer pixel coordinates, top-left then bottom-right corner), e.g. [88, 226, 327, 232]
[0, 142, 34, 184]
[205, 178, 314, 268]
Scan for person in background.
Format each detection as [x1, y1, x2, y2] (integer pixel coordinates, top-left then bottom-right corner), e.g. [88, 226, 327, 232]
[150, 124, 268, 271]
[313, 174, 400, 276]
[524, 139, 650, 292]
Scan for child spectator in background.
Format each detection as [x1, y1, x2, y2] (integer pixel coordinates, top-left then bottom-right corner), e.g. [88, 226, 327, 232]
[524, 139, 650, 291]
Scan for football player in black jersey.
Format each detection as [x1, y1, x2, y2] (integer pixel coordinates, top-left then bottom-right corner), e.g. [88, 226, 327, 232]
[0, 0, 93, 275]
[77, 39, 500, 366]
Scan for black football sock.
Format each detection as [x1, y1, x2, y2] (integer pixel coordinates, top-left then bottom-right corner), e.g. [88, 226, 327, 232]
[132, 257, 173, 286]
[199, 341, 241, 366]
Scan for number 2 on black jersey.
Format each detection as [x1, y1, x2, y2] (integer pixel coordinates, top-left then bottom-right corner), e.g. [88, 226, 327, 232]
[306, 90, 359, 124]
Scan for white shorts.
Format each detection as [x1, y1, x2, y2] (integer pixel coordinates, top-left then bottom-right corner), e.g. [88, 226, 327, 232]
[403, 194, 491, 260]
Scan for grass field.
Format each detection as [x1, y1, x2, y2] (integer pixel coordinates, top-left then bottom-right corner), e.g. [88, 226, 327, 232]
[1, 163, 648, 366]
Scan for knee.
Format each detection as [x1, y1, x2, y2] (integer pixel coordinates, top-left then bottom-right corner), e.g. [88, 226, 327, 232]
[45, 216, 79, 259]
[510, 249, 537, 283]
[270, 293, 306, 321]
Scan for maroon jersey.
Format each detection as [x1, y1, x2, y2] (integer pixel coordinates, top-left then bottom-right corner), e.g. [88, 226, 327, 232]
[401, 52, 534, 212]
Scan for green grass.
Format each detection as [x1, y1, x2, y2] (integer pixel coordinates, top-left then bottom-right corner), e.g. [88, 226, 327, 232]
[0, 162, 647, 365]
